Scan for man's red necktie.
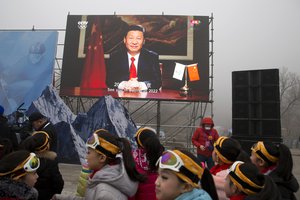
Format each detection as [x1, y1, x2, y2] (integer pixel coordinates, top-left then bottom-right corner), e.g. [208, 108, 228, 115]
[129, 57, 137, 79]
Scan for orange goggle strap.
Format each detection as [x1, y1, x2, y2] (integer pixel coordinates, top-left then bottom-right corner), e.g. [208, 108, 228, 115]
[251, 141, 278, 164]
[214, 136, 234, 164]
[134, 127, 156, 148]
[229, 161, 264, 195]
[173, 150, 204, 188]
[0, 152, 39, 180]
[87, 130, 120, 158]
[32, 131, 50, 152]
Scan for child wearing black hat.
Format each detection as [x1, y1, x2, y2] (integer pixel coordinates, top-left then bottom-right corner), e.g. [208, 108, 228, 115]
[210, 136, 250, 200]
[250, 141, 299, 199]
[0, 150, 40, 199]
[224, 161, 281, 200]
[20, 131, 64, 200]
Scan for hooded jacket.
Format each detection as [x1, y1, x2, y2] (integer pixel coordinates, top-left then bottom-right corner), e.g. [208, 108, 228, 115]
[53, 158, 138, 200]
[270, 172, 299, 200]
[175, 188, 212, 200]
[0, 177, 39, 200]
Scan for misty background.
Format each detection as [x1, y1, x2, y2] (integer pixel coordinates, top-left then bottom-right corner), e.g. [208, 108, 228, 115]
[1, 0, 300, 145]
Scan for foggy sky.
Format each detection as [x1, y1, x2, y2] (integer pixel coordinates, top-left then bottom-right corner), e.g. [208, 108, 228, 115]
[1, 0, 300, 128]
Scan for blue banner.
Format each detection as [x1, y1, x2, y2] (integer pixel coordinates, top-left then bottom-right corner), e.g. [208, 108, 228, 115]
[0, 31, 58, 115]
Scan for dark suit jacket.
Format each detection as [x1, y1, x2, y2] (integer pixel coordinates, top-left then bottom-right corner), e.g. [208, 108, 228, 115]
[38, 121, 58, 153]
[106, 47, 162, 90]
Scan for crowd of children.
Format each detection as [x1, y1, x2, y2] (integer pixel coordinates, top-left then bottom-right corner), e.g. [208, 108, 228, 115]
[1, 112, 299, 200]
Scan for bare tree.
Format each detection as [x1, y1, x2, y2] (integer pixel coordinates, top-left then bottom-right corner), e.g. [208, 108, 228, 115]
[280, 67, 300, 117]
[280, 67, 300, 147]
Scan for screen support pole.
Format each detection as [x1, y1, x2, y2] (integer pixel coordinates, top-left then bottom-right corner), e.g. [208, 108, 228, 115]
[157, 100, 161, 137]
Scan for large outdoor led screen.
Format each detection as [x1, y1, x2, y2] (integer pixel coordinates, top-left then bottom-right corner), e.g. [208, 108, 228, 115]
[60, 15, 210, 101]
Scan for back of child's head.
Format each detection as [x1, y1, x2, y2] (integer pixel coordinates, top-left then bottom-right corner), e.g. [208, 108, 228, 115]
[214, 136, 250, 164]
[20, 131, 50, 153]
[0, 150, 40, 181]
[251, 141, 293, 179]
[157, 149, 219, 200]
[228, 161, 281, 200]
[87, 129, 146, 182]
[135, 127, 165, 171]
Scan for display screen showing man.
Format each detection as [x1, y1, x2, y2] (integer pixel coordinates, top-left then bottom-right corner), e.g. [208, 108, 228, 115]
[106, 25, 162, 92]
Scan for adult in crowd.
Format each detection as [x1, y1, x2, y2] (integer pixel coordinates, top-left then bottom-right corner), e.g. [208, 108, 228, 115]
[29, 112, 57, 152]
[0, 150, 39, 199]
[106, 25, 162, 91]
[192, 117, 219, 169]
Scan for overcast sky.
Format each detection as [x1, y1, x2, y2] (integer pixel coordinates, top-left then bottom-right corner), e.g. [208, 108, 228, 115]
[1, 0, 300, 128]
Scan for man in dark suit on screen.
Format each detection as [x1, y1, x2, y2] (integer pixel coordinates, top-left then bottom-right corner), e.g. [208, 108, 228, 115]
[106, 25, 162, 92]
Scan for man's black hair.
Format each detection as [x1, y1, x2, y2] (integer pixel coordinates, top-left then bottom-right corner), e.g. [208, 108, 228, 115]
[125, 25, 145, 37]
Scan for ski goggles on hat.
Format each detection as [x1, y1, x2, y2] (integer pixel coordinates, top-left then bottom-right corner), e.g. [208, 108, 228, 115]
[251, 141, 278, 164]
[0, 152, 40, 180]
[157, 150, 184, 172]
[228, 161, 264, 195]
[23, 152, 40, 172]
[86, 130, 120, 158]
[157, 150, 204, 188]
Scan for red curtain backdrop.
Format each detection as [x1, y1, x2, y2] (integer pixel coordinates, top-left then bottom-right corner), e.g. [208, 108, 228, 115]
[80, 18, 107, 89]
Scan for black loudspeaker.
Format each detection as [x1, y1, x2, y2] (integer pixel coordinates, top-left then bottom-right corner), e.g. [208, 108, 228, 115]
[232, 69, 281, 152]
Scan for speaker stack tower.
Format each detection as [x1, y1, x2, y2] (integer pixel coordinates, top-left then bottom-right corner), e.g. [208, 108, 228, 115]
[232, 69, 281, 153]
